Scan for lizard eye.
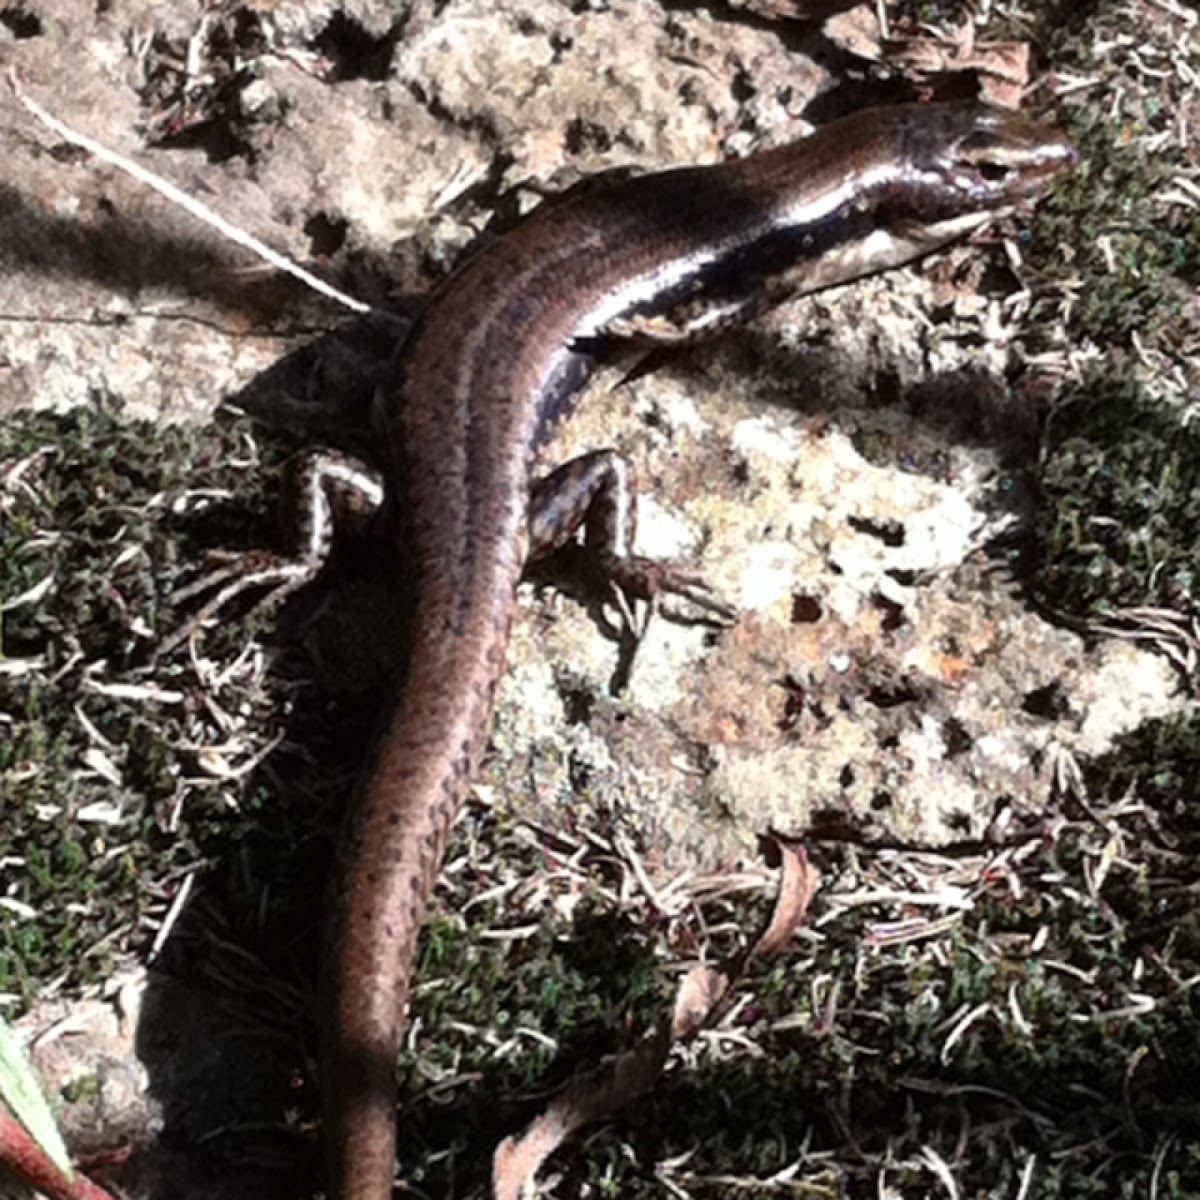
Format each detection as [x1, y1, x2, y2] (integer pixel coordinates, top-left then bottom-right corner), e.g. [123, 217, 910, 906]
[954, 129, 1017, 189]
[976, 159, 1014, 183]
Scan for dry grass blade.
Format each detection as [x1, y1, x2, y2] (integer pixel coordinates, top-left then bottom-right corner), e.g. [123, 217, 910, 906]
[6, 70, 376, 317]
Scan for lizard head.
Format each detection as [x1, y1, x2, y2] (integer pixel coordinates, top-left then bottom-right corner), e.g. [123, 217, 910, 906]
[891, 100, 1077, 220]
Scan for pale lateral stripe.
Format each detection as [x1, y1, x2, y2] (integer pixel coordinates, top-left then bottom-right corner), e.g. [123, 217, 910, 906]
[572, 174, 867, 339]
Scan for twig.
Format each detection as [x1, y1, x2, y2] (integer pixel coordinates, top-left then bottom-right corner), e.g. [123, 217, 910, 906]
[0, 1108, 119, 1200]
[7, 70, 376, 317]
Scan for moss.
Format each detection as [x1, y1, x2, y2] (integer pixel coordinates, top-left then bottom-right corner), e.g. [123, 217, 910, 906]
[1006, 6, 1200, 623]
[1027, 111, 1200, 354]
[60, 1074, 102, 1105]
[1086, 710, 1200, 840]
[1027, 365, 1200, 618]
[0, 406, 291, 1001]
[5, 13, 1199, 1180]
[6, 402, 1200, 1195]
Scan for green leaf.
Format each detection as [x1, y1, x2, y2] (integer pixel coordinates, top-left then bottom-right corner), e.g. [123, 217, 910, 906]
[0, 1013, 73, 1179]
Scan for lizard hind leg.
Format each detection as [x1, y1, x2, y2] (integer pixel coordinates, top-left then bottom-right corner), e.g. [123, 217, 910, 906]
[527, 448, 734, 638]
[162, 449, 385, 653]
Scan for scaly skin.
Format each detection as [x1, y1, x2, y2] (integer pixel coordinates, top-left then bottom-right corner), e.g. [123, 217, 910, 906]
[318, 102, 1074, 1199]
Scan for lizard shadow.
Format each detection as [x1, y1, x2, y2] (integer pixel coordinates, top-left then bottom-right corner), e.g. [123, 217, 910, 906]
[121, 305, 1069, 1200]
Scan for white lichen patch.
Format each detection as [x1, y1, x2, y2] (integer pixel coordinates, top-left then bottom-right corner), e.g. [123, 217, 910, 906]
[737, 541, 802, 612]
[731, 414, 802, 463]
[494, 623, 571, 746]
[505, 312, 1190, 867]
[1076, 642, 1181, 757]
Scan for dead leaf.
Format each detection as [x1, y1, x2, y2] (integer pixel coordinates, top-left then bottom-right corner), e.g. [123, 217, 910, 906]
[750, 839, 821, 961]
[492, 846, 818, 1198]
[493, 965, 730, 1199]
[884, 25, 1032, 109]
[493, 1026, 671, 1200]
[0, 1108, 118, 1200]
[824, 5, 884, 60]
[671, 965, 728, 1041]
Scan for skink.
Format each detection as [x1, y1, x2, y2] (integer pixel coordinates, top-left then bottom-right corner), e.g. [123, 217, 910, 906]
[320, 100, 1073, 1199]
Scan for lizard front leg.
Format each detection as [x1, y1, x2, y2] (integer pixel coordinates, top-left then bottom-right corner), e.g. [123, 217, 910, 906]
[528, 448, 734, 635]
[163, 449, 384, 652]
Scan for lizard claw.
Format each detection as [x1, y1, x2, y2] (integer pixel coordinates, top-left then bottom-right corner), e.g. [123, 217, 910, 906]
[160, 552, 317, 655]
[605, 554, 736, 639]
